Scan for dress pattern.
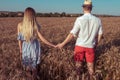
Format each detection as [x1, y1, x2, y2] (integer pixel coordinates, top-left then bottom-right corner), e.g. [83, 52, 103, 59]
[17, 33, 41, 69]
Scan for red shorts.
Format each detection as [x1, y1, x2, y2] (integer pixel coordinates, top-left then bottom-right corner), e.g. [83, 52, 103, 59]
[74, 46, 95, 63]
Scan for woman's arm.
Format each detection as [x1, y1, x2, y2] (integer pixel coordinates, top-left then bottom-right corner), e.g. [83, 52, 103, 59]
[17, 23, 22, 60]
[37, 30, 55, 47]
[18, 41, 22, 53]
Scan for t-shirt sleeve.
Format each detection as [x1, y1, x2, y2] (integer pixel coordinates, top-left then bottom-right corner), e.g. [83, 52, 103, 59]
[98, 19, 103, 35]
[17, 33, 24, 40]
[70, 18, 80, 37]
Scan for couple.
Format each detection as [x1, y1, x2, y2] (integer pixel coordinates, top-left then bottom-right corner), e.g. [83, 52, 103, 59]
[17, 0, 103, 80]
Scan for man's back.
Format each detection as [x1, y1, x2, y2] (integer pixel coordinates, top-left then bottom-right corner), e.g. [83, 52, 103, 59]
[70, 13, 103, 48]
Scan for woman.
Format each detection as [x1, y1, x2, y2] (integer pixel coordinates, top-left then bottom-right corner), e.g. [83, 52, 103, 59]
[17, 7, 55, 79]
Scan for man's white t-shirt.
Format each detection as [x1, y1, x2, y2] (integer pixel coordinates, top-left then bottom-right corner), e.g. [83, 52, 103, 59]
[70, 13, 103, 48]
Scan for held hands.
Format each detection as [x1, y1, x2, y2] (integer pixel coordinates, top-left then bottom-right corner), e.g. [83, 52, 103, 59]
[52, 44, 57, 48]
[51, 43, 65, 49]
[56, 43, 64, 49]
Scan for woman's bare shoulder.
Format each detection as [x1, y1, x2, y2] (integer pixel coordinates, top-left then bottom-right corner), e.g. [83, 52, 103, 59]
[18, 22, 22, 27]
[17, 22, 22, 32]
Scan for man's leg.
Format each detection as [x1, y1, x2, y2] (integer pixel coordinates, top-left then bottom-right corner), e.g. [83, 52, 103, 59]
[87, 62, 94, 76]
[75, 61, 83, 74]
[87, 62, 95, 80]
[75, 61, 83, 80]
[74, 46, 85, 79]
[86, 48, 95, 79]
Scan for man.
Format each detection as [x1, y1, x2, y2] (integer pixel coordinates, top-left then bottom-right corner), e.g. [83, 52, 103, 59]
[57, 0, 103, 79]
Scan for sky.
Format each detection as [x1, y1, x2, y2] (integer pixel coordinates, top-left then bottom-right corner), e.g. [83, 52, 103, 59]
[0, 0, 120, 16]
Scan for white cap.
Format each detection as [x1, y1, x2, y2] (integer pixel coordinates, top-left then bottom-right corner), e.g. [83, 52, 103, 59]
[83, 0, 92, 5]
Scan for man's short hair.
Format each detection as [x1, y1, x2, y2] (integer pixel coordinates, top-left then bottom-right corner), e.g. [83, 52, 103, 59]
[82, 4, 93, 11]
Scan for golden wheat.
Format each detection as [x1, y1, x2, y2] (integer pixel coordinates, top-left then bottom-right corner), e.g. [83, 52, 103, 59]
[0, 17, 120, 80]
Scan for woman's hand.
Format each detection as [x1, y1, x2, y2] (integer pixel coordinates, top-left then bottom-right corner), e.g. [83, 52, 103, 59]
[51, 44, 57, 48]
[56, 43, 64, 49]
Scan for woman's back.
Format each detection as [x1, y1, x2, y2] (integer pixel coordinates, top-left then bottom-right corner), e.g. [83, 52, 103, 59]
[17, 22, 41, 68]
[17, 7, 55, 79]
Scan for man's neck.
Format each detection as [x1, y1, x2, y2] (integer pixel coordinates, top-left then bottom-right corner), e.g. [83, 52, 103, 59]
[84, 11, 91, 14]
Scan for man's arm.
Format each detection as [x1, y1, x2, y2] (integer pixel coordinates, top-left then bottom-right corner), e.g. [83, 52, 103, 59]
[57, 18, 80, 48]
[57, 33, 74, 48]
[96, 19, 103, 46]
[97, 34, 103, 43]
[95, 34, 103, 47]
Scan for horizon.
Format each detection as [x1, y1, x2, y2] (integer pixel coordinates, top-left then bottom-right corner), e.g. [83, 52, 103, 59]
[0, 11, 119, 17]
[0, 0, 120, 16]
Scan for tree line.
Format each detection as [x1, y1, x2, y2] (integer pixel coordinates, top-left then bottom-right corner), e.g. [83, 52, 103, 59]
[0, 11, 119, 17]
[0, 11, 81, 17]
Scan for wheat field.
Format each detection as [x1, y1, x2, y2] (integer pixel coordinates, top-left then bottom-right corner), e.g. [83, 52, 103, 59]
[0, 17, 120, 80]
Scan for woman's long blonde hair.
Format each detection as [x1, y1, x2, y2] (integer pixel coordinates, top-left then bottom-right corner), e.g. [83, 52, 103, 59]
[21, 7, 39, 42]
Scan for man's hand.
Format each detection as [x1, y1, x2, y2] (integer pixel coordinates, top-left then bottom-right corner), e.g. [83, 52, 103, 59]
[56, 33, 74, 49]
[56, 43, 64, 49]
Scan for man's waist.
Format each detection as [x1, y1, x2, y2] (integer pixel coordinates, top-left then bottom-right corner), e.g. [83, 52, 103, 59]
[75, 42, 95, 48]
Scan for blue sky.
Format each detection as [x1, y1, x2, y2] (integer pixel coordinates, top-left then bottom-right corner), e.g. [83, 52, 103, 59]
[0, 0, 120, 16]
